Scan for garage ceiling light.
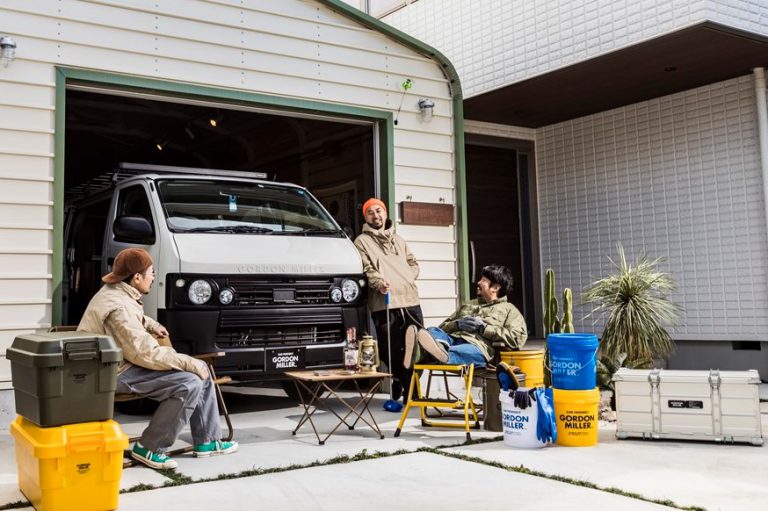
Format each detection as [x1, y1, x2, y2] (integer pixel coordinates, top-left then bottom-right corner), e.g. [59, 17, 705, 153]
[0, 36, 16, 68]
[209, 112, 223, 127]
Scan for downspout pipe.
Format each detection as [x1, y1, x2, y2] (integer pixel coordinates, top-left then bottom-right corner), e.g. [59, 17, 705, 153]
[755, 68, 768, 238]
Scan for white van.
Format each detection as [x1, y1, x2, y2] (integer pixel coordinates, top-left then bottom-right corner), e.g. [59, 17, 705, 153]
[64, 163, 366, 392]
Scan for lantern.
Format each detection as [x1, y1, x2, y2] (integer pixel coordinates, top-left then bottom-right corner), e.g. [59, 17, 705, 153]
[357, 334, 380, 373]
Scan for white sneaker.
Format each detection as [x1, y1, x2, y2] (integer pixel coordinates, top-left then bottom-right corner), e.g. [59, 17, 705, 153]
[416, 329, 449, 363]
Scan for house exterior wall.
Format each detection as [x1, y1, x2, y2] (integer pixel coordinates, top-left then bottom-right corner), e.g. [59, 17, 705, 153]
[382, 1, 768, 345]
[538, 75, 766, 340]
[0, 0, 459, 389]
[383, 0, 768, 98]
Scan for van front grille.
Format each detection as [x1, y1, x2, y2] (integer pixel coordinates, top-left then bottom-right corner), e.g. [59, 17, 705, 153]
[227, 278, 333, 305]
[217, 325, 343, 348]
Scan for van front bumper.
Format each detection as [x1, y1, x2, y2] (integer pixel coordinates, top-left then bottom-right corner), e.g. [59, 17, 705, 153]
[157, 304, 367, 381]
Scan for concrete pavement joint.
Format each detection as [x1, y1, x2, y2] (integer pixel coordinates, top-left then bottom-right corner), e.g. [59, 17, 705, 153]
[120, 437, 705, 511]
[431, 449, 708, 511]
[0, 500, 27, 510]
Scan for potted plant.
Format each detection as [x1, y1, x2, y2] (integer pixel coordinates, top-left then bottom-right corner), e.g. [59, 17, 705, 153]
[583, 243, 683, 406]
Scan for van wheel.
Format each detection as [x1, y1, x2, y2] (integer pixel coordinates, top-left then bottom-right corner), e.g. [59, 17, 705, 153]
[281, 380, 325, 402]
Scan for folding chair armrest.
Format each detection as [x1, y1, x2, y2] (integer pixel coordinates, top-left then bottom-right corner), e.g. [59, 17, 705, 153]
[194, 352, 226, 361]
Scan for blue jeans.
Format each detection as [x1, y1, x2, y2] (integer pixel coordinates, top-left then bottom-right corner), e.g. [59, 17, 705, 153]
[426, 327, 487, 368]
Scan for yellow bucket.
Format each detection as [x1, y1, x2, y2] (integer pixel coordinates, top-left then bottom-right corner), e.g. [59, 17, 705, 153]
[10, 416, 128, 511]
[553, 387, 600, 447]
[500, 349, 545, 388]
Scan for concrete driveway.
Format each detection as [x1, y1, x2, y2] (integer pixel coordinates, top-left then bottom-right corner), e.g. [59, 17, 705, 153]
[1, 385, 766, 511]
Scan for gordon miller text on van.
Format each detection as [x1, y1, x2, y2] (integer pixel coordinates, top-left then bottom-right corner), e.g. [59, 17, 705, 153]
[238, 263, 326, 273]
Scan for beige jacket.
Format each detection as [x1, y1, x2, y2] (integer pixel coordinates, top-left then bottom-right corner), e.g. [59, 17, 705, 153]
[77, 282, 200, 375]
[354, 221, 420, 312]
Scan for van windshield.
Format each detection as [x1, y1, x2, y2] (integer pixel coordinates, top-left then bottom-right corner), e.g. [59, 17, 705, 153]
[157, 179, 341, 235]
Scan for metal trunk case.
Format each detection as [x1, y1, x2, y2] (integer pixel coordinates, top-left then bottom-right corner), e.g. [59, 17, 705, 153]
[614, 368, 763, 445]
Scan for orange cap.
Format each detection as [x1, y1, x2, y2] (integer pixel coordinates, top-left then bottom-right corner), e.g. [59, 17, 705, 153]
[102, 248, 153, 284]
[362, 198, 387, 217]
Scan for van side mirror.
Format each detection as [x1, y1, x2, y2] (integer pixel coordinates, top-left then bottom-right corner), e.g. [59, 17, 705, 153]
[113, 216, 155, 245]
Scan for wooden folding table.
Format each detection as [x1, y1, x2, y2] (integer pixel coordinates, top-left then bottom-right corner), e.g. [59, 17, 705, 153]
[285, 369, 391, 445]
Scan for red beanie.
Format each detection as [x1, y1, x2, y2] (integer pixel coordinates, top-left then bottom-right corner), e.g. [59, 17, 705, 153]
[362, 198, 387, 217]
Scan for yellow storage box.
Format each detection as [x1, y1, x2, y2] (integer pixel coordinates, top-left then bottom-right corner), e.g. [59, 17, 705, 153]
[10, 416, 128, 511]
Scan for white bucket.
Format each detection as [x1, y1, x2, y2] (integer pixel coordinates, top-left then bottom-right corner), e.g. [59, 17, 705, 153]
[500, 388, 546, 449]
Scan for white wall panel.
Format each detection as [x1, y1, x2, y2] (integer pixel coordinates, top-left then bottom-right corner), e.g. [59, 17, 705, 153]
[537, 75, 766, 341]
[0, 203, 52, 225]
[409, 241, 457, 262]
[0, 229, 51, 250]
[0, 155, 53, 181]
[0, 180, 52, 203]
[0, 106, 53, 134]
[0, 130, 53, 155]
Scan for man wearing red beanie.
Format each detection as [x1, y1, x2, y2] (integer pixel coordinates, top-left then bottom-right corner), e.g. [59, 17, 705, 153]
[354, 198, 423, 401]
[78, 248, 237, 469]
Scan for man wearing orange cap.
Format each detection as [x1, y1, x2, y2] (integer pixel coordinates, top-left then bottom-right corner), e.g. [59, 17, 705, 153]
[78, 248, 237, 470]
[354, 198, 423, 401]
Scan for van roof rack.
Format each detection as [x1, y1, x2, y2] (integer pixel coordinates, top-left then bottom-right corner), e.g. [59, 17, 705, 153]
[65, 163, 270, 204]
[115, 162, 268, 182]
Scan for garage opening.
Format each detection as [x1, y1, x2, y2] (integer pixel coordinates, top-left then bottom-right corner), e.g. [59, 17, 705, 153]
[63, 86, 377, 325]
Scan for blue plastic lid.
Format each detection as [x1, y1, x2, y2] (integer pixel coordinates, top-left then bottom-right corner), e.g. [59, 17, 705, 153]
[547, 333, 599, 348]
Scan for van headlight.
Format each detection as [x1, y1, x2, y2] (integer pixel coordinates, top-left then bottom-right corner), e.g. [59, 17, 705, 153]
[188, 280, 213, 305]
[341, 279, 360, 302]
[219, 288, 234, 305]
[330, 287, 342, 303]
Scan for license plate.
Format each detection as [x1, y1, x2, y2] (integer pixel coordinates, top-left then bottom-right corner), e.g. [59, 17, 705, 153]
[266, 347, 305, 372]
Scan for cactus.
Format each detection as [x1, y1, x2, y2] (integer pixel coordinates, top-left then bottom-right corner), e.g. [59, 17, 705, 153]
[561, 288, 574, 333]
[543, 268, 574, 334]
[544, 269, 556, 335]
[543, 268, 575, 386]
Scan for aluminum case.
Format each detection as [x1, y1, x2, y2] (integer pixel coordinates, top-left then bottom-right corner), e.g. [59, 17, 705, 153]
[613, 368, 763, 445]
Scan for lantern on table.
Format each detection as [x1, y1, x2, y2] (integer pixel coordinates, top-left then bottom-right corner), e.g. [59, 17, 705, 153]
[357, 334, 380, 373]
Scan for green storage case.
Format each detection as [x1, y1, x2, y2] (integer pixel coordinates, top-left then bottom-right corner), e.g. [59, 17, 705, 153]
[7, 332, 122, 427]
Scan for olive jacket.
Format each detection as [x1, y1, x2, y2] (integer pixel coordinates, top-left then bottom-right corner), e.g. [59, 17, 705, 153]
[354, 220, 420, 312]
[439, 296, 528, 361]
[77, 282, 201, 375]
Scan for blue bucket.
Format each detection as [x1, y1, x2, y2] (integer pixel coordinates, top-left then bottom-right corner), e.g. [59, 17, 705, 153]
[547, 333, 599, 390]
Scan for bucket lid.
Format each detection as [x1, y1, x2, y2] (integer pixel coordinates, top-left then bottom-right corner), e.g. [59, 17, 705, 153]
[547, 333, 598, 348]
[7, 332, 122, 367]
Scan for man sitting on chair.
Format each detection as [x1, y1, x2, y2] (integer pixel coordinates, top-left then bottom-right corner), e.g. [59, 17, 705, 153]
[78, 248, 237, 470]
[403, 264, 527, 371]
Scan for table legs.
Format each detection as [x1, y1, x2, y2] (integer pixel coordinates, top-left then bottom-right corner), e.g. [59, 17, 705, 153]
[291, 378, 386, 445]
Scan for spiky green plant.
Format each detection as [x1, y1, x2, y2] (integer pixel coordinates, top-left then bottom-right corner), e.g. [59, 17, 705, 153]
[583, 243, 682, 363]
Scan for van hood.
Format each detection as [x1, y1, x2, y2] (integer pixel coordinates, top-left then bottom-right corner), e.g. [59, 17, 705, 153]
[172, 233, 363, 275]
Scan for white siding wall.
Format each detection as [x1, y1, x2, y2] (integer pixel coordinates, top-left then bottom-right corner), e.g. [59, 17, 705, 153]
[383, 0, 768, 98]
[0, 0, 458, 386]
[537, 75, 767, 341]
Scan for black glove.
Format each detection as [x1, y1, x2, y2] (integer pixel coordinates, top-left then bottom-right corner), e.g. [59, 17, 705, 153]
[512, 388, 535, 410]
[456, 316, 486, 333]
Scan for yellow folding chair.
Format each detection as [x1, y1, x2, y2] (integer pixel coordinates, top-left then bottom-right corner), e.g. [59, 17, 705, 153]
[394, 363, 480, 441]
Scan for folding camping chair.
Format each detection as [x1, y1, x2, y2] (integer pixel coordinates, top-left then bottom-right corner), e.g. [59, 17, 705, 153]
[49, 326, 234, 466]
[394, 362, 481, 441]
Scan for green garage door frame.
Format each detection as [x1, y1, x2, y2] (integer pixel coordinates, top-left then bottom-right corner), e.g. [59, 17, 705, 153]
[52, 3, 468, 325]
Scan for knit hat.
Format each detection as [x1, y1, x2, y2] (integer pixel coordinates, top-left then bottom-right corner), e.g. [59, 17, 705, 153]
[102, 248, 153, 284]
[362, 198, 387, 217]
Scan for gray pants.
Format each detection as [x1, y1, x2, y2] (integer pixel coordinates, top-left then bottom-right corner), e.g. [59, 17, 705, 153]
[117, 365, 222, 452]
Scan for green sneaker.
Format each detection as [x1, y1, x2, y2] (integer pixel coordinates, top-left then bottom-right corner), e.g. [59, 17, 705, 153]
[193, 439, 239, 458]
[130, 443, 178, 470]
